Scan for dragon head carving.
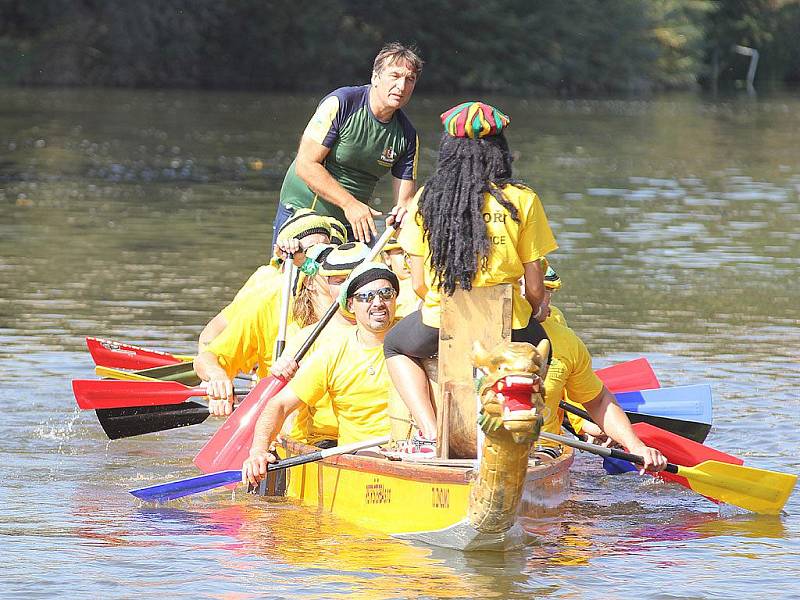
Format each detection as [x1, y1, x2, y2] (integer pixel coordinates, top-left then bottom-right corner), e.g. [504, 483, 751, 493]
[472, 339, 549, 444]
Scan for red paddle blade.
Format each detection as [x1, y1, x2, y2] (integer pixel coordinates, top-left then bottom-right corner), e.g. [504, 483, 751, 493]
[632, 422, 743, 496]
[193, 375, 287, 474]
[86, 337, 183, 370]
[73, 379, 206, 409]
[596, 357, 660, 393]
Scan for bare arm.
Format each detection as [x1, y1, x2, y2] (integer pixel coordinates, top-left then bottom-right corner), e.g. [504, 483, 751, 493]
[197, 313, 229, 354]
[522, 259, 545, 318]
[295, 136, 381, 243]
[408, 254, 427, 300]
[583, 387, 668, 472]
[392, 177, 417, 212]
[194, 350, 234, 416]
[241, 388, 303, 485]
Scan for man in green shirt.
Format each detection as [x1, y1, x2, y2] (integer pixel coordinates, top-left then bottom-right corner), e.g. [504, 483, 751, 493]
[275, 42, 422, 245]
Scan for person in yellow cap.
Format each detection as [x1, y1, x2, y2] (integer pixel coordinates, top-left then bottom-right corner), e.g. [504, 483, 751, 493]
[194, 238, 345, 417]
[384, 101, 558, 451]
[196, 209, 332, 354]
[242, 263, 401, 486]
[534, 264, 667, 472]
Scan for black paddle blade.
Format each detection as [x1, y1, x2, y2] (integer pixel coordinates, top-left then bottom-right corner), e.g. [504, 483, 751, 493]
[135, 362, 201, 386]
[95, 402, 210, 439]
[625, 412, 710, 443]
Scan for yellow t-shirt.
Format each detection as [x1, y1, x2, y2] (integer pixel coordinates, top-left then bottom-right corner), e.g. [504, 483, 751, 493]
[279, 319, 356, 444]
[289, 328, 391, 446]
[206, 284, 286, 378]
[540, 319, 604, 444]
[397, 184, 557, 329]
[394, 276, 419, 318]
[220, 264, 285, 322]
[548, 304, 568, 327]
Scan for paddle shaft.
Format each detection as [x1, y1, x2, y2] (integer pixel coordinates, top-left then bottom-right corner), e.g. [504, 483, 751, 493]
[541, 431, 679, 474]
[274, 255, 295, 359]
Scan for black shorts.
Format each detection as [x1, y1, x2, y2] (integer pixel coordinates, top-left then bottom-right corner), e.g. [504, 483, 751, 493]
[384, 309, 552, 363]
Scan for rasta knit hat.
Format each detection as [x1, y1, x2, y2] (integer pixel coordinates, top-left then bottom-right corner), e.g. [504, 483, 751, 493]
[338, 262, 400, 313]
[319, 242, 371, 277]
[440, 101, 510, 139]
[277, 208, 331, 243]
[327, 217, 348, 245]
[544, 265, 562, 291]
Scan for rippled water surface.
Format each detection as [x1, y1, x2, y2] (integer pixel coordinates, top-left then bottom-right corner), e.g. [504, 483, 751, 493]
[1, 88, 799, 598]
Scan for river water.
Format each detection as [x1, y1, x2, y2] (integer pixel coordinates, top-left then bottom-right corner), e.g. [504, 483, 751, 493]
[1, 87, 798, 598]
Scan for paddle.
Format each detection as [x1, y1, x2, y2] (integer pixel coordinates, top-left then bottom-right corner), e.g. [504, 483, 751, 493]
[558, 401, 739, 493]
[559, 399, 710, 444]
[86, 336, 193, 370]
[72, 379, 250, 410]
[540, 432, 797, 515]
[193, 225, 397, 474]
[595, 357, 659, 393]
[95, 365, 161, 382]
[131, 435, 390, 502]
[615, 384, 713, 425]
[96, 402, 211, 440]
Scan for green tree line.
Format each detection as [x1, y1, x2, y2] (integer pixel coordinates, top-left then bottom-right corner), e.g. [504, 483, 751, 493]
[1, 0, 798, 93]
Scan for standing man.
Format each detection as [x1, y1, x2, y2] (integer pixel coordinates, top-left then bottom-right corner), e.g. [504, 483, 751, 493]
[275, 42, 422, 245]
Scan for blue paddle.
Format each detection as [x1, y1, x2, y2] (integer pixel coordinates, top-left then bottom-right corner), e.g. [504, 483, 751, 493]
[615, 384, 712, 425]
[130, 435, 390, 503]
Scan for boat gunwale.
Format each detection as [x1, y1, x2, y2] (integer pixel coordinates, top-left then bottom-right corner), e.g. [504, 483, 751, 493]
[281, 439, 573, 485]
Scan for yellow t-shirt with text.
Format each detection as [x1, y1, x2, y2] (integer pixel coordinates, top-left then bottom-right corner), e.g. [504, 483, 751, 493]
[398, 184, 557, 329]
[289, 328, 391, 446]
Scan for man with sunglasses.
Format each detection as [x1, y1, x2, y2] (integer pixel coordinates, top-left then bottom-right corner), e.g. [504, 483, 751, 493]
[242, 263, 400, 487]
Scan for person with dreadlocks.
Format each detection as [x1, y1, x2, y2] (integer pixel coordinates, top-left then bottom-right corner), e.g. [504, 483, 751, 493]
[384, 101, 558, 453]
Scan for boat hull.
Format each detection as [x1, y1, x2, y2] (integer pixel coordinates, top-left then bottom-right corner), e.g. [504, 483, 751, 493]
[278, 440, 573, 551]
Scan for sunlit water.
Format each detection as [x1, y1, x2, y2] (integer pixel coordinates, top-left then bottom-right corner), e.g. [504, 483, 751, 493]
[1, 88, 799, 598]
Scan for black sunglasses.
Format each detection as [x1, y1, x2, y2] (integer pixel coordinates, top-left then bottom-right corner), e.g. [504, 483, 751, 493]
[352, 286, 397, 303]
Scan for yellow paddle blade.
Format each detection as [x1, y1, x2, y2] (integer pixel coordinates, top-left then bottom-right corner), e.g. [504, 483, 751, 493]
[95, 366, 161, 382]
[677, 461, 797, 515]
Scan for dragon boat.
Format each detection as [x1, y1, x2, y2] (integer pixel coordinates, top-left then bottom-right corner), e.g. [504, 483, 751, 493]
[262, 285, 574, 551]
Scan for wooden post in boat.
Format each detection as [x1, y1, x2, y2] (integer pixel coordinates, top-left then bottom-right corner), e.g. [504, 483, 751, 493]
[438, 285, 513, 459]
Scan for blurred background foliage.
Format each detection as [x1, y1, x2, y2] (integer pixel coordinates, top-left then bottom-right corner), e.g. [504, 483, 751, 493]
[1, 0, 798, 93]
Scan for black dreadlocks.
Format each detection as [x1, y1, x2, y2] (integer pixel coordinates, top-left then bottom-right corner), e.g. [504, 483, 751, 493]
[418, 132, 527, 295]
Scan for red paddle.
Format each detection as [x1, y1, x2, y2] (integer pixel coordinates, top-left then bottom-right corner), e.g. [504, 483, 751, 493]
[86, 337, 189, 370]
[72, 380, 249, 410]
[193, 225, 397, 474]
[632, 422, 743, 492]
[595, 357, 659, 393]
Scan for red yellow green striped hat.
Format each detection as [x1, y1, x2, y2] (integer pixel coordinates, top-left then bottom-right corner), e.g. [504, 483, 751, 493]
[440, 101, 510, 139]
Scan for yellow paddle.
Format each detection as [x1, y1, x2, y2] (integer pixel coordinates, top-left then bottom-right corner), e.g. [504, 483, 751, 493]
[95, 365, 160, 382]
[541, 432, 797, 515]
